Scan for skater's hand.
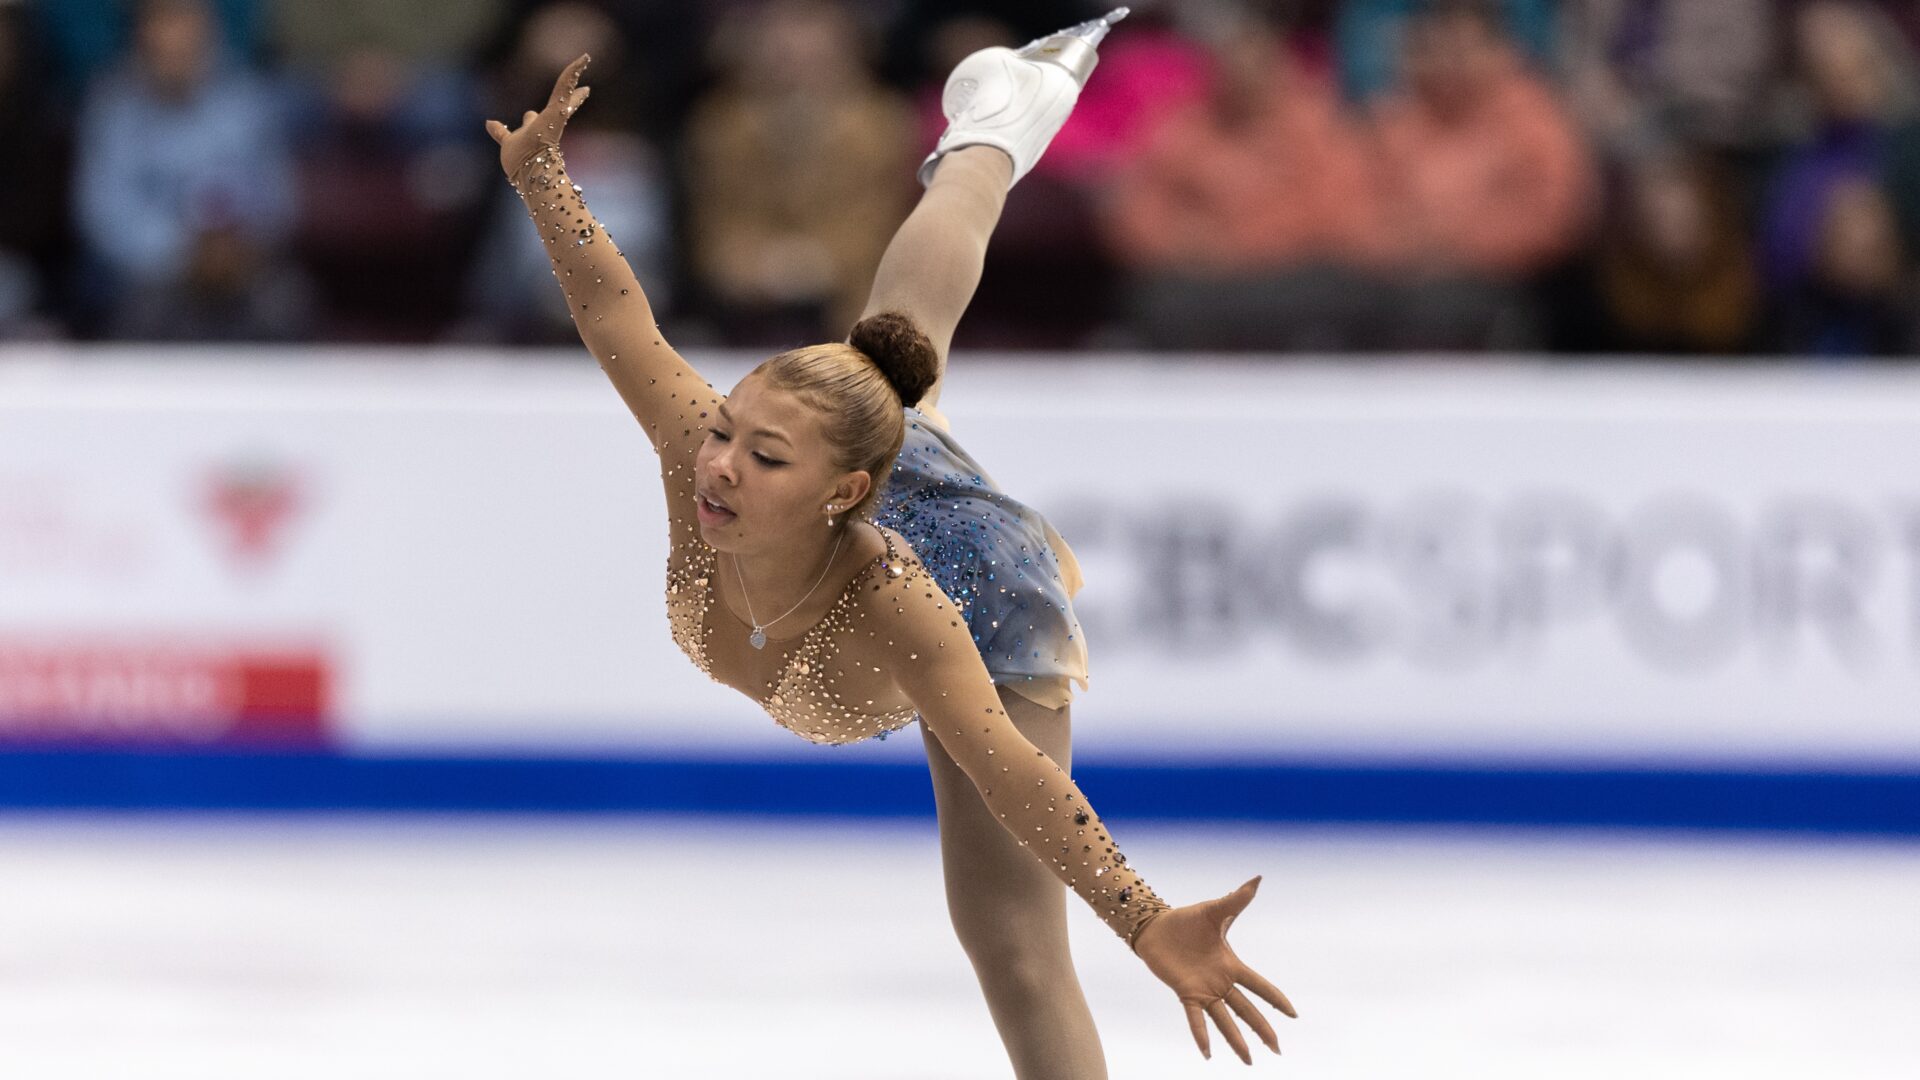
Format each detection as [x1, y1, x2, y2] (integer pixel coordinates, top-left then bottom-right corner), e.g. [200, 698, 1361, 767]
[1132, 876, 1296, 1064]
[484, 53, 591, 180]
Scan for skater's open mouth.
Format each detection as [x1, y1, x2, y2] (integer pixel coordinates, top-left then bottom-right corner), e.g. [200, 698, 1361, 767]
[696, 491, 737, 524]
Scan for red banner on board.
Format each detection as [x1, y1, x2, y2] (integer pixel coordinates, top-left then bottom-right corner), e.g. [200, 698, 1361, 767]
[0, 642, 333, 747]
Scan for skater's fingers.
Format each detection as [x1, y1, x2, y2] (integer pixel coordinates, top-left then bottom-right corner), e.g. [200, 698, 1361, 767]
[484, 119, 507, 144]
[1225, 988, 1280, 1056]
[563, 86, 589, 116]
[1236, 964, 1296, 1019]
[1206, 999, 1253, 1066]
[1214, 875, 1262, 924]
[522, 110, 539, 127]
[1184, 1001, 1211, 1060]
[548, 52, 590, 105]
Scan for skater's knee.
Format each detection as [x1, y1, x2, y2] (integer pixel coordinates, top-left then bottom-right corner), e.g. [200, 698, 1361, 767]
[964, 936, 1074, 1000]
[950, 905, 1072, 981]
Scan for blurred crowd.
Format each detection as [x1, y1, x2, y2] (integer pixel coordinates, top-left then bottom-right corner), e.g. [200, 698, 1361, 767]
[5, 0, 1920, 358]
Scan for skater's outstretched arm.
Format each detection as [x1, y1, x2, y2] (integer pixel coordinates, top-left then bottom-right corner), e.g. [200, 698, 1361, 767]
[486, 56, 717, 455]
[855, 145, 1012, 410]
[877, 571, 1298, 1064]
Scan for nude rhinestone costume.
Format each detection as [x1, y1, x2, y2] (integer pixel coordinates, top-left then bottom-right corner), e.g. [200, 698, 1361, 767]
[513, 137, 1168, 948]
[877, 406, 1090, 710]
[667, 407, 1091, 741]
[667, 523, 922, 744]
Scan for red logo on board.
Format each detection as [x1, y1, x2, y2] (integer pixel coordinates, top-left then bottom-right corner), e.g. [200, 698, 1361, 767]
[202, 461, 305, 572]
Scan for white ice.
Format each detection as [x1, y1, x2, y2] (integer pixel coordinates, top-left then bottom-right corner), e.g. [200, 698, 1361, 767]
[2, 817, 1915, 1079]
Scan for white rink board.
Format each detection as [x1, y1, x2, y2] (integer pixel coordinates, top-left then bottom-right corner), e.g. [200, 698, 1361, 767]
[4, 348, 1919, 764]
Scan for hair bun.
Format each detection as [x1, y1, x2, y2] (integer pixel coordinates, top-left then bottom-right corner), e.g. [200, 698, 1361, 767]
[849, 311, 940, 408]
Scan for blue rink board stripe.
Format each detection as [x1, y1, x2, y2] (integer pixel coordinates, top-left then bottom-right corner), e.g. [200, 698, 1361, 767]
[0, 751, 1916, 834]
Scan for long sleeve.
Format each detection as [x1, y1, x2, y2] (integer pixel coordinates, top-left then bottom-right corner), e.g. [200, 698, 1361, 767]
[507, 140, 724, 479]
[880, 559, 1172, 949]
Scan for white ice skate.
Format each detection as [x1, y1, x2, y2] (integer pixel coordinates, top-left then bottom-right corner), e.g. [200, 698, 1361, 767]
[917, 8, 1129, 187]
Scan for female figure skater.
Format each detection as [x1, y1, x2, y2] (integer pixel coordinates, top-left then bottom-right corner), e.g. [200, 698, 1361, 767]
[485, 19, 1294, 1075]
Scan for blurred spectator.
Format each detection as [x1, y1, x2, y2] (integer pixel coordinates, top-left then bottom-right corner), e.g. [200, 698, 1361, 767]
[1335, 0, 1558, 103]
[35, 0, 264, 92]
[462, 1, 673, 344]
[268, 0, 505, 69]
[684, 0, 915, 345]
[478, 0, 713, 144]
[1109, 18, 1380, 272]
[1841, 1, 1920, 73]
[1759, 1, 1920, 298]
[0, 0, 1909, 360]
[73, 0, 309, 340]
[107, 218, 313, 340]
[1561, 0, 1781, 159]
[1103, 11, 1388, 350]
[1776, 176, 1913, 355]
[0, 2, 69, 338]
[1595, 153, 1759, 354]
[283, 42, 491, 342]
[1368, 0, 1595, 347]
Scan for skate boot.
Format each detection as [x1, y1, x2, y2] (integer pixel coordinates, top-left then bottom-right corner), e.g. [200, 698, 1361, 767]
[918, 8, 1129, 186]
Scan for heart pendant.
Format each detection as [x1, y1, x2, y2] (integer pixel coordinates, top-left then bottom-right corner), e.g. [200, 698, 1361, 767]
[749, 628, 767, 650]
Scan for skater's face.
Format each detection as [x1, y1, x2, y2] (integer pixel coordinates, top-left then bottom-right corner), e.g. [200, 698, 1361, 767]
[694, 374, 870, 550]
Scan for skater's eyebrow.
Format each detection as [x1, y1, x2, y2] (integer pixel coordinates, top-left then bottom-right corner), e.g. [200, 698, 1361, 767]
[716, 403, 793, 446]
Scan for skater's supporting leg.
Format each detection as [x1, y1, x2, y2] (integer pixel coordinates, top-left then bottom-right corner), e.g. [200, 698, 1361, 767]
[922, 686, 1108, 1080]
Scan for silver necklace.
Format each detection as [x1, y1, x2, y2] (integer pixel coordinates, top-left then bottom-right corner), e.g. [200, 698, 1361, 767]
[731, 529, 846, 650]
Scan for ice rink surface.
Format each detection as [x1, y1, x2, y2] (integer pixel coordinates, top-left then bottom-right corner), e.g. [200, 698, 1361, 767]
[2, 816, 1915, 1079]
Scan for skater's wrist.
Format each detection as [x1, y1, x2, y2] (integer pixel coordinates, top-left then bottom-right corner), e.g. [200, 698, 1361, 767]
[508, 144, 567, 199]
[1127, 905, 1170, 955]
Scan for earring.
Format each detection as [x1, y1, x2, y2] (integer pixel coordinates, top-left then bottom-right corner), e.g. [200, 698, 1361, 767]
[825, 504, 838, 527]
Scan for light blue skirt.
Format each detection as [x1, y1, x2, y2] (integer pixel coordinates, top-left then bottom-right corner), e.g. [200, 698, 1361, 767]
[872, 406, 1090, 710]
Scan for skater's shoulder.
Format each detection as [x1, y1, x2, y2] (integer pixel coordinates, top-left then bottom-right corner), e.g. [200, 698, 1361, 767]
[855, 538, 973, 668]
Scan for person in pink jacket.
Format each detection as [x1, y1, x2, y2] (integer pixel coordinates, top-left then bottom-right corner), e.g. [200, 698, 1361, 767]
[1369, 0, 1595, 281]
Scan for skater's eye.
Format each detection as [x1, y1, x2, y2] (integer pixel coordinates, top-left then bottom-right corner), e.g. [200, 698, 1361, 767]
[710, 426, 783, 465]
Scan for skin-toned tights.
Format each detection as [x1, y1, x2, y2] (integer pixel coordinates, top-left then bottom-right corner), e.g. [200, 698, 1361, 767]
[925, 686, 1107, 1080]
[858, 146, 1012, 410]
